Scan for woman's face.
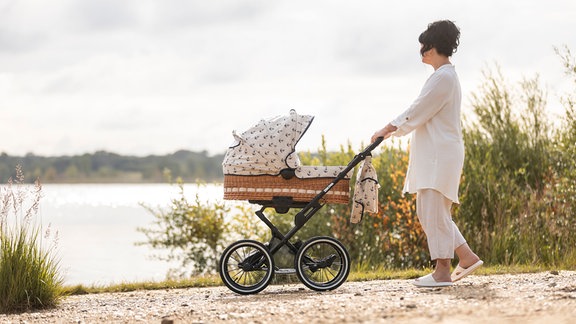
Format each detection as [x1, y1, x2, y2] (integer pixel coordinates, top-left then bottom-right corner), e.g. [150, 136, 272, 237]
[420, 44, 433, 65]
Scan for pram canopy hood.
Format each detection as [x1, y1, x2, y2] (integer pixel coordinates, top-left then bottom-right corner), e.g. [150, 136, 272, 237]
[223, 109, 313, 176]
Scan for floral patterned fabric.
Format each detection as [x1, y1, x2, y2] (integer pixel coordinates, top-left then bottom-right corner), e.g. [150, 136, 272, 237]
[295, 165, 349, 178]
[350, 156, 379, 223]
[222, 109, 351, 179]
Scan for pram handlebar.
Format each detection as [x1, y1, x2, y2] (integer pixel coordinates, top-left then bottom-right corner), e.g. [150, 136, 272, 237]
[341, 136, 383, 175]
[364, 136, 384, 155]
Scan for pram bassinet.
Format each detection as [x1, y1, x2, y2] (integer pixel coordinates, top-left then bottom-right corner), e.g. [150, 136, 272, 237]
[222, 109, 351, 204]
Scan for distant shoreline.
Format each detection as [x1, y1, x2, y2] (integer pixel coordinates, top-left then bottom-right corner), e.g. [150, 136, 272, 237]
[0, 149, 225, 184]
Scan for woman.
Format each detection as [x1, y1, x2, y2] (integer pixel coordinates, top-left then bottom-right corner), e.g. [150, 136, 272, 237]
[371, 20, 483, 287]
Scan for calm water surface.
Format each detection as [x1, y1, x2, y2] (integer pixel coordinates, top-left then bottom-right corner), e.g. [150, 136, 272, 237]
[37, 183, 226, 286]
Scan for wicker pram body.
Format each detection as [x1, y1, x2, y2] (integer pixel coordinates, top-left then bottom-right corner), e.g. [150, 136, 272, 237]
[222, 109, 351, 204]
[223, 173, 350, 204]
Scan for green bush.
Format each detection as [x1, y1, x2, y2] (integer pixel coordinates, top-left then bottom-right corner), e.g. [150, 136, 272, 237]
[0, 166, 64, 313]
[137, 172, 228, 278]
[298, 138, 428, 270]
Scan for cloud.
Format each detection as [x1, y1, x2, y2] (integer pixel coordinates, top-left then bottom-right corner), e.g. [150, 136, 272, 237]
[69, 0, 138, 31]
[1, 0, 575, 157]
[152, 0, 273, 28]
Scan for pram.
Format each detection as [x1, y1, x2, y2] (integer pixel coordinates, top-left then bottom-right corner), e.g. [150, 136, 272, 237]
[220, 109, 382, 294]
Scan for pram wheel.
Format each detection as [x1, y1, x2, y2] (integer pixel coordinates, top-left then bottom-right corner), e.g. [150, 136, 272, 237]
[219, 240, 275, 295]
[294, 236, 350, 291]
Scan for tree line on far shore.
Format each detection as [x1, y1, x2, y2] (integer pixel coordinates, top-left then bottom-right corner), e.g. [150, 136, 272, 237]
[0, 150, 225, 184]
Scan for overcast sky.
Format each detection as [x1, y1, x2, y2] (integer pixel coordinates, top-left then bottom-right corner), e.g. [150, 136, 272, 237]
[1, 0, 575, 157]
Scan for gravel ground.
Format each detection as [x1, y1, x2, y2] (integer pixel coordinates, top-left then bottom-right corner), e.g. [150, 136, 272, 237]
[2, 271, 575, 323]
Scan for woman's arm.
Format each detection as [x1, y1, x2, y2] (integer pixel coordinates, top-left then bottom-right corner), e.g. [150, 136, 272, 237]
[391, 71, 452, 137]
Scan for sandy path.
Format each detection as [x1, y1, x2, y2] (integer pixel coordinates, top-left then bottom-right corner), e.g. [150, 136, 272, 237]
[2, 271, 575, 323]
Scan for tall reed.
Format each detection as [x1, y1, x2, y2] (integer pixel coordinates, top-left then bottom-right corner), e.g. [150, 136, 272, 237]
[458, 65, 576, 267]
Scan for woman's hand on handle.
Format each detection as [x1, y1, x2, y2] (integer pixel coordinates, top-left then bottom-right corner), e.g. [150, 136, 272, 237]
[371, 123, 398, 143]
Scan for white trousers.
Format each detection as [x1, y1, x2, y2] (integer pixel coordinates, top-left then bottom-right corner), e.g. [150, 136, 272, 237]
[416, 189, 466, 260]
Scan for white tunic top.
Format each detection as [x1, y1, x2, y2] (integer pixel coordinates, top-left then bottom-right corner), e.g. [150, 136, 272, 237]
[390, 64, 464, 203]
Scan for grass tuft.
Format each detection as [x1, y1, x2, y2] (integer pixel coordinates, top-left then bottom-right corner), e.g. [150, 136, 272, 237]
[0, 167, 65, 313]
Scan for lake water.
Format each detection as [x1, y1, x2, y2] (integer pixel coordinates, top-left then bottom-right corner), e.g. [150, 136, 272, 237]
[29, 183, 229, 286]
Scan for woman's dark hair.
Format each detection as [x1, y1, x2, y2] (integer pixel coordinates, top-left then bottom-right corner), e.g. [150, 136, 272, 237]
[419, 20, 460, 57]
